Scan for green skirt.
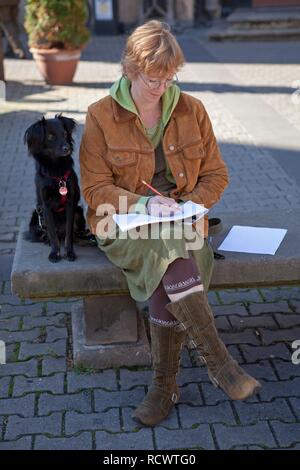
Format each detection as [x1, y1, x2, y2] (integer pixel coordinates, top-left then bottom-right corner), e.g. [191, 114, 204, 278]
[96, 222, 214, 302]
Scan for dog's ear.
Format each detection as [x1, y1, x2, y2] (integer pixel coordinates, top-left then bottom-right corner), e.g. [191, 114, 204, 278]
[24, 118, 45, 155]
[56, 114, 77, 136]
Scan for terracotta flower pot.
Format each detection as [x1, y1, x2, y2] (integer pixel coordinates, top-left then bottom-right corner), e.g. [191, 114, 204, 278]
[30, 47, 82, 85]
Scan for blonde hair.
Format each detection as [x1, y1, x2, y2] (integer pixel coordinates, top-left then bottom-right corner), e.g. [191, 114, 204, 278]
[121, 20, 185, 79]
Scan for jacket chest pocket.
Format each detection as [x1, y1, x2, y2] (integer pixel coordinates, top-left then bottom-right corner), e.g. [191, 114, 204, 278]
[183, 142, 205, 160]
[106, 150, 138, 169]
[180, 142, 204, 188]
[106, 149, 139, 191]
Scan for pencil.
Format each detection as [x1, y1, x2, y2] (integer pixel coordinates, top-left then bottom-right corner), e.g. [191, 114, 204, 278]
[140, 179, 164, 197]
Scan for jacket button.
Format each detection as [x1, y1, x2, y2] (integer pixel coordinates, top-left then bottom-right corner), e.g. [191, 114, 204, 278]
[169, 145, 175, 151]
[178, 172, 185, 178]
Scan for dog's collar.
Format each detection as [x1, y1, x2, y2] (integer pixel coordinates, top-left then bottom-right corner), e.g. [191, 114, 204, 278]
[50, 169, 71, 183]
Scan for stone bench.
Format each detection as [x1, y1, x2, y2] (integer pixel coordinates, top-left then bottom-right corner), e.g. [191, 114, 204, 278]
[11, 210, 300, 369]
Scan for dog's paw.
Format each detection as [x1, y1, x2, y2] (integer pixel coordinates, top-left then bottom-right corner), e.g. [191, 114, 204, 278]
[48, 252, 61, 263]
[64, 250, 77, 262]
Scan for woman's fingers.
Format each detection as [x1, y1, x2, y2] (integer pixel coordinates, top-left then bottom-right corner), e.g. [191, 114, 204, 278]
[146, 195, 182, 216]
[148, 201, 182, 217]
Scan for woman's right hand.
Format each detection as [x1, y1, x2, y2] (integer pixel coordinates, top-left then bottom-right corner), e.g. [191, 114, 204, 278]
[146, 195, 182, 217]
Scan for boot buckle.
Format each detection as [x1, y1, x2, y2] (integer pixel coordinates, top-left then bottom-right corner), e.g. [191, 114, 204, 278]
[198, 354, 207, 365]
[209, 373, 219, 388]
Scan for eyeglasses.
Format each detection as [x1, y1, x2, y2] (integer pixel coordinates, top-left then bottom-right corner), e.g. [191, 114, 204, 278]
[140, 72, 178, 90]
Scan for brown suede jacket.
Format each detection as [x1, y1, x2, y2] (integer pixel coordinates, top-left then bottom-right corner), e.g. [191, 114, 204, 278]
[79, 91, 229, 238]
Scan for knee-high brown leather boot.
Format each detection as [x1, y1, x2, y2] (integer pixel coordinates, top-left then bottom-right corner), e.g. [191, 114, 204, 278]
[132, 322, 186, 427]
[165, 292, 261, 400]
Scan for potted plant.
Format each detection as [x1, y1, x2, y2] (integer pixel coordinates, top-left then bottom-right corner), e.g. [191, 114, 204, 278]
[24, 0, 91, 85]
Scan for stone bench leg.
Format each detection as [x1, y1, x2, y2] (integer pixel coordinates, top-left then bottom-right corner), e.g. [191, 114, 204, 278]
[72, 294, 151, 369]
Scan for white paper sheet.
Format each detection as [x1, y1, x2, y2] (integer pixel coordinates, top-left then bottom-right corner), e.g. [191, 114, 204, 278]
[217, 225, 287, 255]
[113, 201, 208, 232]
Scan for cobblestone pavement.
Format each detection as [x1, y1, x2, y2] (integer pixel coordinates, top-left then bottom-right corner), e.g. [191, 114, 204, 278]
[0, 32, 300, 450]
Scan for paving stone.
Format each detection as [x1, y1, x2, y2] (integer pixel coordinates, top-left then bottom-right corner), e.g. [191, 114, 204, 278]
[45, 301, 76, 315]
[4, 344, 16, 363]
[242, 360, 277, 381]
[0, 359, 37, 377]
[218, 289, 262, 304]
[259, 377, 300, 401]
[214, 422, 276, 449]
[234, 398, 295, 425]
[67, 370, 118, 393]
[13, 373, 65, 396]
[248, 301, 291, 315]
[94, 388, 146, 412]
[179, 366, 209, 386]
[42, 357, 67, 375]
[273, 359, 300, 380]
[0, 317, 20, 331]
[228, 345, 244, 364]
[229, 314, 278, 331]
[220, 330, 260, 346]
[96, 429, 154, 450]
[260, 328, 300, 345]
[271, 421, 300, 448]
[65, 409, 120, 434]
[0, 304, 44, 318]
[207, 291, 220, 305]
[232, 444, 270, 450]
[0, 328, 44, 344]
[241, 344, 291, 362]
[5, 412, 62, 440]
[274, 313, 300, 328]
[0, 233, 15, 242]
[154, 425, 215, 450]
[0, 376, 10, 398]
[34, 432, 93, 450]
[19, 339, 67, 360]
[45, 326, 68, 342]
[260, 287, 300, 302]
[0, 437, 32, 450]
[215, 316, 232, 331]
[179, 402, 236, 427]
[289, 398, 300, 420]
[290, 300, 300, 313]
[22, 313, 66, 329]
[119, 369, 152, 389]
[178, 384, 203, 406]
[212, 304, 249, 317]
[39, 391, 92, 415]
[0, 394, 35, 417]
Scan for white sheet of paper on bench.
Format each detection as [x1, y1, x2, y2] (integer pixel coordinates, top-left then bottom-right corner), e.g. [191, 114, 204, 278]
[217, 225, 287, 255]
[113, 201, 208, 232]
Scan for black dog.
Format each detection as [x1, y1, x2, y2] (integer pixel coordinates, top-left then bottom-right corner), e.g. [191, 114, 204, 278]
[24, 114, 88, 263]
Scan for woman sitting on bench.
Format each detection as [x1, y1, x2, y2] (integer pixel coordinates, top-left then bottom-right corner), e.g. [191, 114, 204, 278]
[79, 20, 261, 427]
